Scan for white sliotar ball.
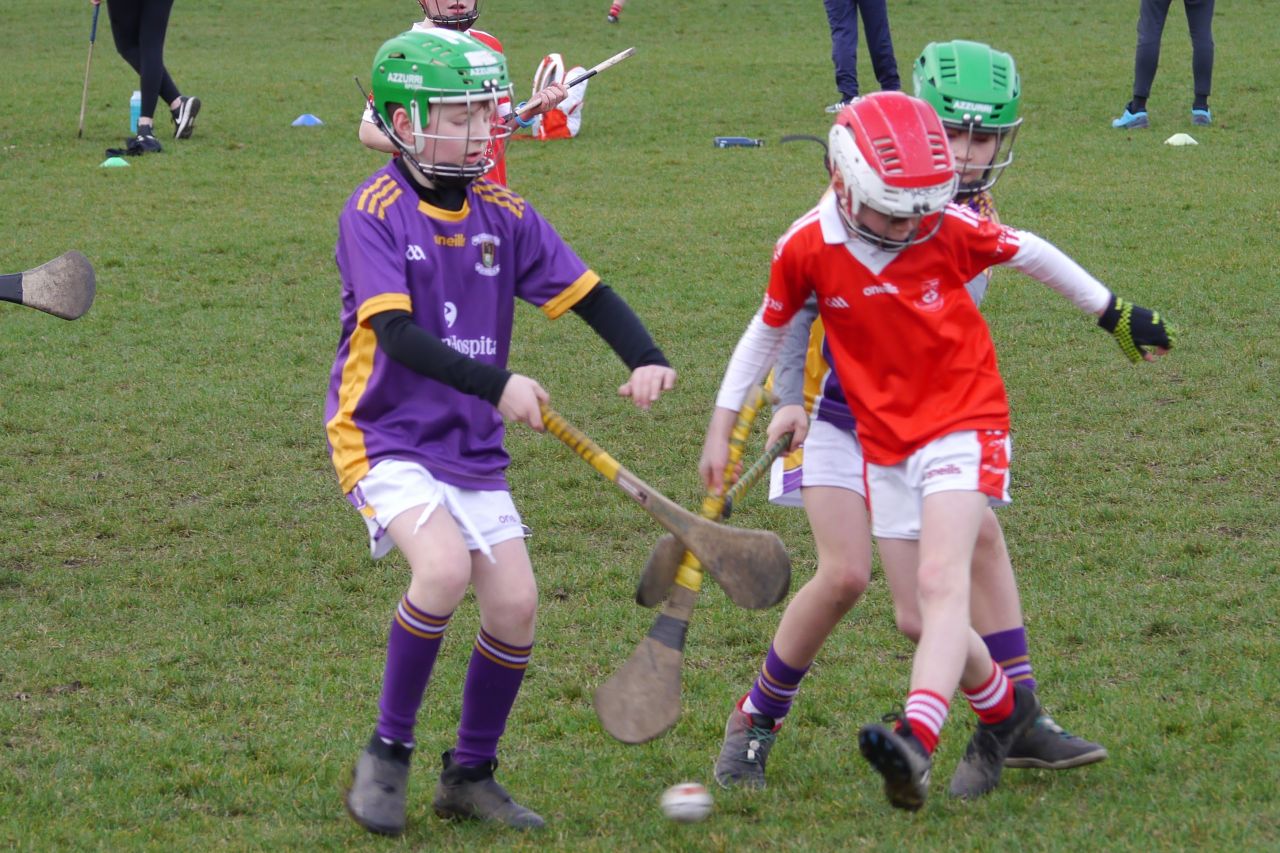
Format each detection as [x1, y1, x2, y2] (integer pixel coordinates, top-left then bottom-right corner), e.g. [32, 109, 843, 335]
[659, 782, 713, 823]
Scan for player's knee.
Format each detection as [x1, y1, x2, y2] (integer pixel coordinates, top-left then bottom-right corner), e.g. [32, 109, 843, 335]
[915, 560, 966, 606]
[410, 557, 470, 603]
[486, 592, 538, 637]
[816, 560, 870, 609]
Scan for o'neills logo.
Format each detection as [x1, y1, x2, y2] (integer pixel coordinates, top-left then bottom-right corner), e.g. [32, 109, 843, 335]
[387, 72, 424, 87]
[913, 278, 944, 313]
[442, 335, 498, 357]
[924, 464, 962, 480]
[471, 232, 501, 277]
[435, 233, 465, 247]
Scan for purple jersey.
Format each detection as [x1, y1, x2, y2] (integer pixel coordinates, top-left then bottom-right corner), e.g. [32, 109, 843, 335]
[325, 163, 600, 493]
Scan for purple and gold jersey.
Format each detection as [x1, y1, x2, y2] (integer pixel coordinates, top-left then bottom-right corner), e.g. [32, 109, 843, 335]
[325, 163, 599, 494]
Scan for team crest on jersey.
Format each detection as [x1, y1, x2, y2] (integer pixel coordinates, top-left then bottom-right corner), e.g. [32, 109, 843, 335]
[913, 278, 944, 313]
[471, 233, 501, 277]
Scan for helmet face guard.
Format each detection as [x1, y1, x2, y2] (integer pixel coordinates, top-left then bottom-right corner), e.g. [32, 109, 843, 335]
[944, 120, 1021, 196]
[418, 0, 481, 31]
[913, 39, 1022, 195]
[371, 29, 512, 185]
[827, 92, 957, 252]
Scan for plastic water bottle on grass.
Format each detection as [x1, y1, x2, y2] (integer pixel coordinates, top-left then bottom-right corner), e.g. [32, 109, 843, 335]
[130, 90, 141, 134]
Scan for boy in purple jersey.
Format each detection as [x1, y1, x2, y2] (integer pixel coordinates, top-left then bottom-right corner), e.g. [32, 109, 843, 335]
[329, 29, 675, 837]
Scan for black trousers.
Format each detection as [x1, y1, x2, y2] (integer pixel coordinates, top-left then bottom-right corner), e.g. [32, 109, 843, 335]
[822, 0, 900, 100]
[1131, 0, 1215, 104]
[106, 0, 180, 121]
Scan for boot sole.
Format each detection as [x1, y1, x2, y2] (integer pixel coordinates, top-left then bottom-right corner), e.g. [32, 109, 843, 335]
[858, 727, 927, 811]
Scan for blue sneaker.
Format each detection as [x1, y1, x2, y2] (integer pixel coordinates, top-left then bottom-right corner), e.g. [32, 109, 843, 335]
[1191, 108, 1212, 126]
[1112, 108, 1149, 129]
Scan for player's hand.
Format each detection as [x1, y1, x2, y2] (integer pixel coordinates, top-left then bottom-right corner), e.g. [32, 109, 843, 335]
[618, 364, 676, 410]
[767, 404, 809, 453]
[528, 82, 569, 116]
[698, 406, 739, 493]
[498, 374, 549, 431]
[1098, 294, 1177, 363]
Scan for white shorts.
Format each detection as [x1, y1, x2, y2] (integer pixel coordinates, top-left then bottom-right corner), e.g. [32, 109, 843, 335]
[768, 417, 867, 508]
[866, 429, 1012, 540]
[347, 459, 526, 560]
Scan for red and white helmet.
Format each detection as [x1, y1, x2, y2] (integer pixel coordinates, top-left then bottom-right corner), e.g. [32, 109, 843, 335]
[828, 91, 958, 250]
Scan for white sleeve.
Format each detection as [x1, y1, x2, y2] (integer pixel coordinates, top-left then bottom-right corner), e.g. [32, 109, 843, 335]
[1002, 231, 1113, 315]
[714, 313, 788, 411]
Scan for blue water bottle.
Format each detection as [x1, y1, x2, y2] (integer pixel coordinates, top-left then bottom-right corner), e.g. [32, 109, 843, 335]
[130, 90, 141, 134]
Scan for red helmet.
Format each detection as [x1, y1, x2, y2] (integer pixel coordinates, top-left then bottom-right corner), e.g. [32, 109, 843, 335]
[827, 91, 957, 250]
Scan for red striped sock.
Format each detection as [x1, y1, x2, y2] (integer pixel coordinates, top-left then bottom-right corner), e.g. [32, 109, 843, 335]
[963, 660, 1015, 724]
[903, 689, 949, 754]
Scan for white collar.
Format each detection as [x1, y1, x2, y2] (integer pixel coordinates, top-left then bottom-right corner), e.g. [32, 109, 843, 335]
[817, 189, 901, 272]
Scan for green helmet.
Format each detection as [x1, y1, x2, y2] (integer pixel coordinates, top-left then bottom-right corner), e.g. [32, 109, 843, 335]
[370, 28, 512, 183]
[913, 40, 1022, 195]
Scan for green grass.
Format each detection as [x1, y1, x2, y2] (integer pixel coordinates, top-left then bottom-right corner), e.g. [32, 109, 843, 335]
[2, 0, 1278, 849]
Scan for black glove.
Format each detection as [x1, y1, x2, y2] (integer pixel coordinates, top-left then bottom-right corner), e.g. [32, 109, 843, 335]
[1098, 295, 1177, 363]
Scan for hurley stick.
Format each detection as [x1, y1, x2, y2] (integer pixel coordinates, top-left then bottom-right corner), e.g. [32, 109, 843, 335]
[638, 430, 794, 609]
[594, 395, 792, 743]
[540, 404, 790, 589]
[0, 252, 96, 320]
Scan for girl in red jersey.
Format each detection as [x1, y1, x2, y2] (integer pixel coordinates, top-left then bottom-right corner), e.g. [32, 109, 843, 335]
[700, 91, 1174, 811]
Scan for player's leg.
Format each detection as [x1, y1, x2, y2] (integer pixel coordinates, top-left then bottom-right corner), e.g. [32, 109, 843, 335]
[434, 503, 544, 829]
[822, 0, 860, 110]
[858, 486, 990, 811]
[105, 0, 145, 76]
[1184, 0, 1215, 122]
[716, 423, 872, 789]
[134, 0, 180, 131]
[970, 509, 1108, 770]
[855, 0, 901, 92]
[344, 463, 474, 837]
[606, 0, 626, 24]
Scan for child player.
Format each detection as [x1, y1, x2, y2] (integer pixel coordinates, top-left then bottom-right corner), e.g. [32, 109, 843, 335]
[700, 90, 1174, 811]
[328, 29, 676, 836]
[732, 40, 1105, 804]
[358, 1, 569, 185]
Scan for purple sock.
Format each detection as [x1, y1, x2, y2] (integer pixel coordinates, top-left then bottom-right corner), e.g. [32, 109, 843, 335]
[745, 644, 810, 721]
[453, 628, 532, 766]
[375, 596, 451, 744]
[982, 627, 1037, 693]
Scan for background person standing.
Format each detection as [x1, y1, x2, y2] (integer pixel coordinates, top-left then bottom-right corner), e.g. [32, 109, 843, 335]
[1112, 0, 1216, 128]
[822, 0, 900, 113]
[92, 0, 201, 153]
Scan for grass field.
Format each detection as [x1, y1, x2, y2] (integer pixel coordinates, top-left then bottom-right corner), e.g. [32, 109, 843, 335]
[2, 0, 1278, 849]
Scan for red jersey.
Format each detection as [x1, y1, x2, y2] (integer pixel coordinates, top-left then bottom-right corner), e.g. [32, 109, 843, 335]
[762, 194, 1022, 465]
[469, 29, 510, 186]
